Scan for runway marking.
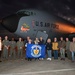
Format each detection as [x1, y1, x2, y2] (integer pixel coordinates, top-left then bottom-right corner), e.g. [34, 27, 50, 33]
[1, 68, 75, 75]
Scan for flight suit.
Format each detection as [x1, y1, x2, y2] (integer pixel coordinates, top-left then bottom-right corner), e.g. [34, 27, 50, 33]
[17, 41, 24, 58]
[10, 41, 16, 59]
[3, 40, 9, 59]
[66, 41, 71, 59]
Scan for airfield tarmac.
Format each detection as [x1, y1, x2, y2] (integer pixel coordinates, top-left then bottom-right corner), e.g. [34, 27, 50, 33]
[0, 58, 75, 75]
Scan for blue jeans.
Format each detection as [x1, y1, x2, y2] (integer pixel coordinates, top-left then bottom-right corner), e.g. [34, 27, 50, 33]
[53, 50, 58, 59]
[47, 50, 52, 58]
[71, 51, 75, 61]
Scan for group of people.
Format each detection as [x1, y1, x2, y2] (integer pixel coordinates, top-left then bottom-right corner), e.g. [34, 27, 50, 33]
[46, 37, 75, 62]
[0, 36, 75, 62]
[0, 36, 24, 62]
[25, 36, 75, 62]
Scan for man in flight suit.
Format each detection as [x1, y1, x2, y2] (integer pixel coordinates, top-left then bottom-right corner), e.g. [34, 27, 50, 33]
[17, 38, 24, 58]
[3, 36, 9, 60]
[10, 38, 16, 59]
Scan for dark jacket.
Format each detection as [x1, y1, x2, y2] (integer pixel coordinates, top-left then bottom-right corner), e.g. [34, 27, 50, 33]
[46, 42, 52, 50]
[39, 39, 44, 45]
[59, 40, 66, 48]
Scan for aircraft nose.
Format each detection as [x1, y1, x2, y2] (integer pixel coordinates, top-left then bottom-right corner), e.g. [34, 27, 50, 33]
[1, 14, 19, 33]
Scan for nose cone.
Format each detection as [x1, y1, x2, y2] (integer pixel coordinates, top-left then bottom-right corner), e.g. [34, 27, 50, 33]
[1, 14, 19, 33]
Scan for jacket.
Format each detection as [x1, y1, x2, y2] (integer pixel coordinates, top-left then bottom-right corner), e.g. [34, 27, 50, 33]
[58, 40, 66, 48]
[46, 43, 52, 50]
[70, 42, 75, 51]
[52, 42, 59, 50]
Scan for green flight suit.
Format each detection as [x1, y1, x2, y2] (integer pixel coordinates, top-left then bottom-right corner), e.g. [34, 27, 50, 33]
[10, 41, 16, 59]
[3, 40, 9, 59]
[66, 41, 71, 59]
[17, 41, 24, 58]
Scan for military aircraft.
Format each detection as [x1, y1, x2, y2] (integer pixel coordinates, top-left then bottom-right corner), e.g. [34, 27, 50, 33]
[0, 9, 75, 41]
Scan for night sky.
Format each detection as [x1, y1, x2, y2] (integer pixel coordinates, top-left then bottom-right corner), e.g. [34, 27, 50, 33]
[0, 0, 75, 39]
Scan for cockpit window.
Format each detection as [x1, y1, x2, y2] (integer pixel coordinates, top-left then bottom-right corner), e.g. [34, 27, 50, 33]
[16, 10, 36, 16]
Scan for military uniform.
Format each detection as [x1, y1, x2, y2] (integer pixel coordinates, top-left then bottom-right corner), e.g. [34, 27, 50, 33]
[17, 41, 24, 58]
[66, 41, 71, 59]
[3, 40, 9, 59]
[10, 40, 16, 59]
